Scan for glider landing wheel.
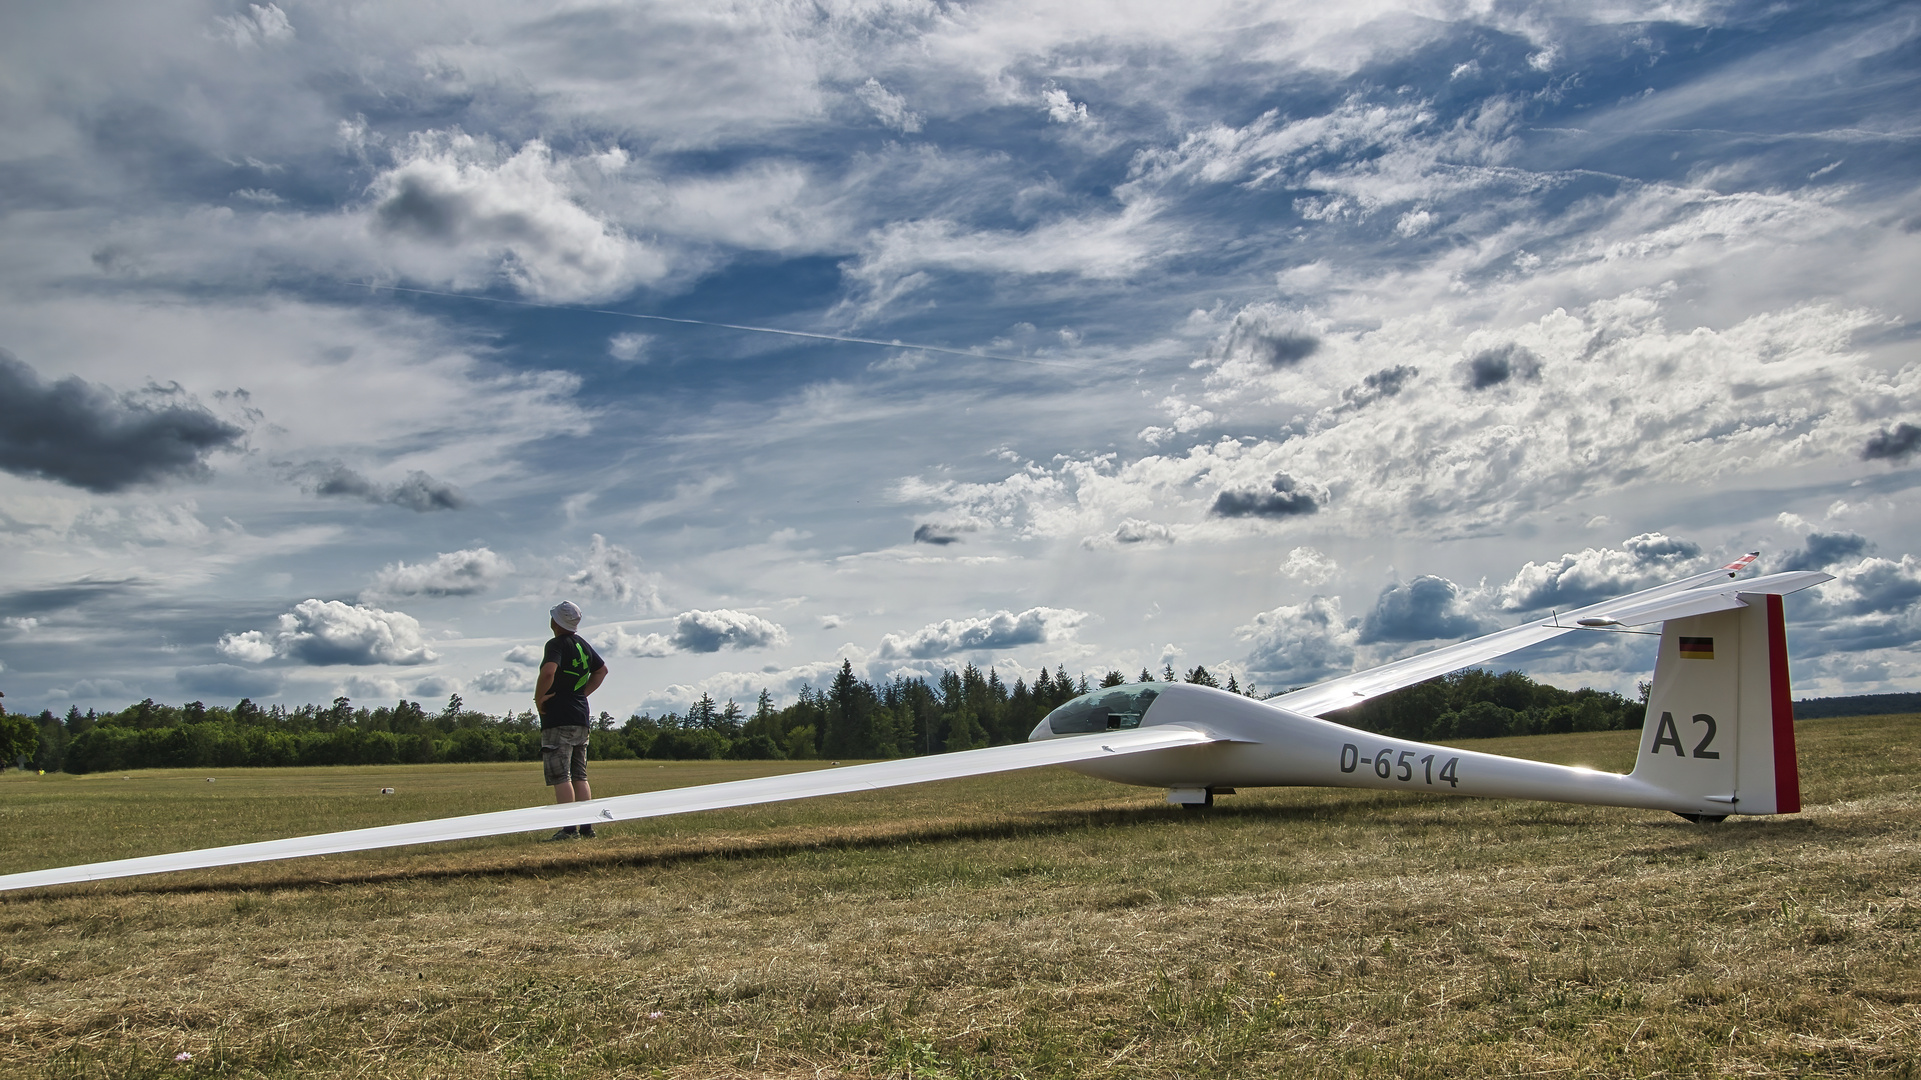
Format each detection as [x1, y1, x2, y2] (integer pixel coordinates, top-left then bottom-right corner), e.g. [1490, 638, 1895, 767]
[1675, 812, 1728, 824]
[1179, 787, 1230, 811]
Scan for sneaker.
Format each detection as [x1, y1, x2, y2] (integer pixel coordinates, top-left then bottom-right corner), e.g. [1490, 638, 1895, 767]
[544, 828, 579, 842]
[578, 824, 597, 839]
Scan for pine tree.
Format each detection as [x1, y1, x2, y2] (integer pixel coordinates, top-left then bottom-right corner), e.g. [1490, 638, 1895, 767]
[689, 693, 719, 730]
[1005, 677, 1037, 744]
[825, 660, 881, 757]
[943, 704, 989, 752]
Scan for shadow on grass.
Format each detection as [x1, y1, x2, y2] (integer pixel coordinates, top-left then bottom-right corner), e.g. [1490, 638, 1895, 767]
[17, 783, 1833, 902]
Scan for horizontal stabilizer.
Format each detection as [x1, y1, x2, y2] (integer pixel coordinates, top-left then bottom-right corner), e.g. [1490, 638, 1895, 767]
[1574, 570, 1831, 628]
[0, 725, 1220, 894]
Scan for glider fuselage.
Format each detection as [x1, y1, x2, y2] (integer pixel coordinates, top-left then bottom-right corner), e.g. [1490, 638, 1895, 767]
[1032, 682, 1726, 816]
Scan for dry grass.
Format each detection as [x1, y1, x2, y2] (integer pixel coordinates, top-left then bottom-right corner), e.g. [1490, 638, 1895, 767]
[2, 715, 1918, 1078]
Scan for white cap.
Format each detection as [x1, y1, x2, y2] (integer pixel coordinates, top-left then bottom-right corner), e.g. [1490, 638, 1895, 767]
[549, 601, 582, 632]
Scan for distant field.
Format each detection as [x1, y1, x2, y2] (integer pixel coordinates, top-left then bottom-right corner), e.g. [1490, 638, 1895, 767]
[2, 715, 1917, 1078]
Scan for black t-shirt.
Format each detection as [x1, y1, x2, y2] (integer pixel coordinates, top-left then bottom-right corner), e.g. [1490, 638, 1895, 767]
[540, 632, 606, 728]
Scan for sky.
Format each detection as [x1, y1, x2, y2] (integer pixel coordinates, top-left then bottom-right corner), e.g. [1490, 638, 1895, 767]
[1, 0, 1918, 721]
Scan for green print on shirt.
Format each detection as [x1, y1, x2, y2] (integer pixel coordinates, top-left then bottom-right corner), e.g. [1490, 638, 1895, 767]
[571, 640, 592, 691]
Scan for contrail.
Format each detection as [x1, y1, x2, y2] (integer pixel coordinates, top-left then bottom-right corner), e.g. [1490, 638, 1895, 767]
[348, 281, 1093, 370]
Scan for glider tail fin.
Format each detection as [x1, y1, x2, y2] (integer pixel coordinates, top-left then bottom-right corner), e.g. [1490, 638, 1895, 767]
[1630, 593, 1801, 815]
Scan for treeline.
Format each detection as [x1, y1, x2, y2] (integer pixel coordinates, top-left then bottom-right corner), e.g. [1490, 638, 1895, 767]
[7, 661, 1163, 774]
[1791, 693, 1921, 719]
[18, 696, 557, 775]
[5, 660, 1645, 775]
[1324, 667, 1645, 741]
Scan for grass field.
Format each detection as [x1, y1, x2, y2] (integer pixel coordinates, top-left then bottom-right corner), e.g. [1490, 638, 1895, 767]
[2, 715, 1918, 1079]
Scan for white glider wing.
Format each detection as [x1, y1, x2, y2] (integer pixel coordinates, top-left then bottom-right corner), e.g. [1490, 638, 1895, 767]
[0, 724, 1219, 893]
[1269, 556, 1826, 718]
[1569, 570, 1831, 628]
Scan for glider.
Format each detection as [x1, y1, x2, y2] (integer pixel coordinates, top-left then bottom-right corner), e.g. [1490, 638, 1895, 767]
[0, 554, 1830, 893]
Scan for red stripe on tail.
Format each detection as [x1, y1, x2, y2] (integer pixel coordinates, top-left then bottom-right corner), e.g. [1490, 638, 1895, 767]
[1767, 593, 1801, 813]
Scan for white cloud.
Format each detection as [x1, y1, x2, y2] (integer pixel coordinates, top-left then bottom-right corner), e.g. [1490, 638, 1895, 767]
[412, 675, 459, 699]
[878, 606, 1088, 660]
[503, 644, 542, 666]
[836, 199, 1177, 319]
[629, 656, 855, 715]
[216, 630, 276, 663]
[471, 668, 532, 694]
[1238, 595, 1360, 687]
[598, 626, 675, 658]
[1113, 518, 1175, 545]
[1498, 534, 1708, 612]
[1081, 517, 1175, 549]
[364, 131, 667, 302]
[1281, 546, 1337, 585]
[213, 4, 293, 49]
[1124, 94, 1518, 210]
[64, 678, 140, 702]
[1808, 554, 1921, 620]
[1395, 208, 1434, 236]
[219, 600, 437, 666]
[1043, 88, 1089, 124]
[365, 547, 511, 599]
[340, 675, 407, 702]
[607, 332, 652, 362]
[1783, 553, 1921, 678]
[1156, 396, 1218, 435]
[857, 78, 922, 133]
[563, 534, 660, 612]
[896, 297, 1912, 542]
[671, 609, 788, 653]
[1359, 576, 1494, 644]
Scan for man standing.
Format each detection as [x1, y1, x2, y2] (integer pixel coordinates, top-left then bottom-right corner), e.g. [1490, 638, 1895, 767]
[535, 601, 607, 840]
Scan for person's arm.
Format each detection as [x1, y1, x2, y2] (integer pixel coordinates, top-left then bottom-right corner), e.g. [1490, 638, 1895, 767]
[582, 665, 608, 698]
[536, 662, 557, 708]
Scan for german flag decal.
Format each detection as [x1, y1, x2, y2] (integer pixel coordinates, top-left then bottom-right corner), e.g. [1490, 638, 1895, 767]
[1679, 636, 1714, 660]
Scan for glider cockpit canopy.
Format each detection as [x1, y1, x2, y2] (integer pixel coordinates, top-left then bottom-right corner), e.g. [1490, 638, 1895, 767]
[1041, 685, 1162, 735]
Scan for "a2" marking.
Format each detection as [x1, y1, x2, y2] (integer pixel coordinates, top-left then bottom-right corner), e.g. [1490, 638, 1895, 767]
[1650, 711, 1719, 759]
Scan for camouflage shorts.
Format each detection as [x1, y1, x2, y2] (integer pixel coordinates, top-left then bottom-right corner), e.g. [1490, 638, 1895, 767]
[540, 725, 591, 786]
